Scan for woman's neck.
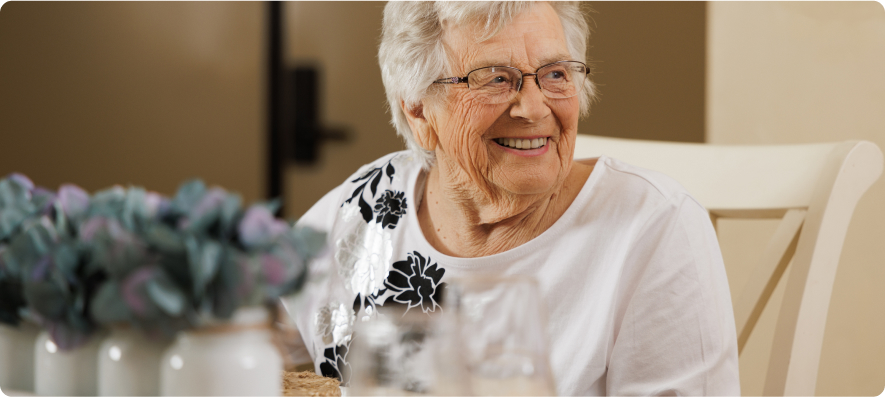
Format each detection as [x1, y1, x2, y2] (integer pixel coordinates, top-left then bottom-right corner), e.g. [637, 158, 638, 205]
[417, 161, 593, 258]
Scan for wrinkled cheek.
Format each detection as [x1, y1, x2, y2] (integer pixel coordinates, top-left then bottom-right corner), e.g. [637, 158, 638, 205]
[551, 101, 580, 166]
[441, 102, 494, 190]
[558, 134, 575, 165]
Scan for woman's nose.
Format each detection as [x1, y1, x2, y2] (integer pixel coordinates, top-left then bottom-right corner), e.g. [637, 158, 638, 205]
[509, 77, 551, 122]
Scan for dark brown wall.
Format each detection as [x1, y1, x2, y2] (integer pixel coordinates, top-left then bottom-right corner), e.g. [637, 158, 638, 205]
[579, 2, 706, 143]
[0, 2, 265, 202]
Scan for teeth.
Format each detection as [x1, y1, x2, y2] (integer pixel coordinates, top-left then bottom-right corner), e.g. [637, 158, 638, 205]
[495, 137, 547, 150]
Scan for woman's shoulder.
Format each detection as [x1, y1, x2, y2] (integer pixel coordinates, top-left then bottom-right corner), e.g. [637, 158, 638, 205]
[567, 156, 709, 232]
[594, 156, 701, 208]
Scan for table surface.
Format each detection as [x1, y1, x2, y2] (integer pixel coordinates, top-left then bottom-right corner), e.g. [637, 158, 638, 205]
[1, 389, 36, 396]
[2, 385, 346, 396]
[2, 388, 343, 397]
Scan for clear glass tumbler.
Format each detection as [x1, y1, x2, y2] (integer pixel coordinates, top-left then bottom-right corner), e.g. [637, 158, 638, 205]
[445, 275, 556, 396]
[347, 305, 470, 395]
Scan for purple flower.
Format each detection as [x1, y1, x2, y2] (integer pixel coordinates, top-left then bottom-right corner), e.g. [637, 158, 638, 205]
[121, 267, 155, 316]
[8, 173, 34, 191]
[78, 217, 105, 242]
[57, 184, 89, 220]
[235, 256, 255, 298]
[261, 254, 286, 286]
[143, 192, 167, 218]
[238, 206, 288, 249]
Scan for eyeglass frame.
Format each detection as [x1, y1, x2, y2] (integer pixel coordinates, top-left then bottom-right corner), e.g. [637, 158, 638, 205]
[431, 60, 590, 102]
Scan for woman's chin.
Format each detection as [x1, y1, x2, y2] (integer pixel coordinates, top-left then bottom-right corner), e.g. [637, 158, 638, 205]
[484, 145, 567, 196]
[490, 172, 561, 197]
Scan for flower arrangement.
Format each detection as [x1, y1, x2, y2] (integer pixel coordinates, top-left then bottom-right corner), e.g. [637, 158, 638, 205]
[0, 174, 323, 350]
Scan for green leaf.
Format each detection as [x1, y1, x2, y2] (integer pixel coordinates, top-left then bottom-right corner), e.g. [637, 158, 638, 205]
[52, 242, 79, 280]
[67, 311, 93, 337]
[90, 281, 132, 324]
[84, 219, 145, 278]
[52, 201, 68, 236]
[25, 218, 57, 257]
[186, 236, 221, 298]
[122, 187, 148, 230]
[183, 188, 227, 233]
[23, 281, 67, 320]
[0, 207, 32, 240]
[210, 251, 241, 319]
[30, 189, 56, 214]
[219, 194, 243, 237]
[88, 186, 126, 219]
[143, 223, 185, 254]
[6, 219, 57, 274]
[146, 276, 185, 316]
[172, 180, 206, 214]
[157, 253, 191, 290]
[0, 176, 31, 207]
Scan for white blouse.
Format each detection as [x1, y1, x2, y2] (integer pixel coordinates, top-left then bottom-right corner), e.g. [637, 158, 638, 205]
[291, 151, 740, 396]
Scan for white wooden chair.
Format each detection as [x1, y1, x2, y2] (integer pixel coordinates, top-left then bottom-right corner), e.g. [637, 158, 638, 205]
[573, 134, 883, 396]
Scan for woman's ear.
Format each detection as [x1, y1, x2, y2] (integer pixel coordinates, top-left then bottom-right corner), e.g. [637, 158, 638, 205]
[402, 100, 438, 152]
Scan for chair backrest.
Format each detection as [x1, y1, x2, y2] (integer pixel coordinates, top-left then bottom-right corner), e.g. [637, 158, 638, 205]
[573, 134, 883, 396]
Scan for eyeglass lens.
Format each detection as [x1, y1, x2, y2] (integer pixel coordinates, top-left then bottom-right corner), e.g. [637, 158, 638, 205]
[467, 62, 587, 104]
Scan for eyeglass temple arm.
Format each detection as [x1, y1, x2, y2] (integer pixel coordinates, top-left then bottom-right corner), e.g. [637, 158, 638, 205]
[433, 77, 468, 84]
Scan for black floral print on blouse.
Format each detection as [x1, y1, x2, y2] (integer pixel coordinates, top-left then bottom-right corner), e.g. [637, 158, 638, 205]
[323, 157, 445, 385]
[320, 342, 351, 385]
[343, 159, 397, 223]
[380, 251, 447, 313]
[374, 190, 407, 229]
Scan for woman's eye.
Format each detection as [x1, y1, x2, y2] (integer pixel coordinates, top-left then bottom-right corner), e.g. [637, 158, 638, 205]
[545, 70, 566, 80]
[490, 75, 509, 84]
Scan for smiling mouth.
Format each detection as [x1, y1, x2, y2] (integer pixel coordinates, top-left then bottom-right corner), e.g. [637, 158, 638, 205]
[494, 137, 548, 150]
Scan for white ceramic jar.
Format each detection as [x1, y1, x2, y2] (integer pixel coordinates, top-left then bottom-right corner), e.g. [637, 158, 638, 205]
[160, 307, 282, 396]
[0, 322, 39, 392]
[34, 330, 104, 396]
[97, 326, 169, 396]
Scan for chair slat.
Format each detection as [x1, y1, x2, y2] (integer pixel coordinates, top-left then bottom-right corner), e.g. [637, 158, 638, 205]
[766, 141, 883, 396]
[734, 209, 805, 354]
[573, 135, 837, 211]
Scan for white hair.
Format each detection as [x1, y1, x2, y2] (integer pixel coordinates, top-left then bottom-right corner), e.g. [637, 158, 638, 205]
[378, 1, 596, 169]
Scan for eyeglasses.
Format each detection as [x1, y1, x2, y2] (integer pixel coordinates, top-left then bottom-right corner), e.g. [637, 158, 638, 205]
[432, 60, 589, 104]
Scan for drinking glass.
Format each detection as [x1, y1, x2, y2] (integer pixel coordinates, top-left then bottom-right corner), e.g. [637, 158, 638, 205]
[445, 276, 556, 396]
[347, 305, 470, 396]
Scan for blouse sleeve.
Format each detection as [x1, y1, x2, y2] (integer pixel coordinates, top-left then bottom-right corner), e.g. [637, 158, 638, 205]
[606, 193, 741, 396]
[281, 184, 347, 364]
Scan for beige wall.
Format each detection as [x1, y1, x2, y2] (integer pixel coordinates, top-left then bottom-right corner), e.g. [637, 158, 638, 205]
[0, 2, 264, 203]
[708, 2, 885, 395]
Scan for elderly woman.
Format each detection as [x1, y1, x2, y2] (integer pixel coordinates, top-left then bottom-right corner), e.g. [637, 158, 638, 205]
[292, 2, 739, 395]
